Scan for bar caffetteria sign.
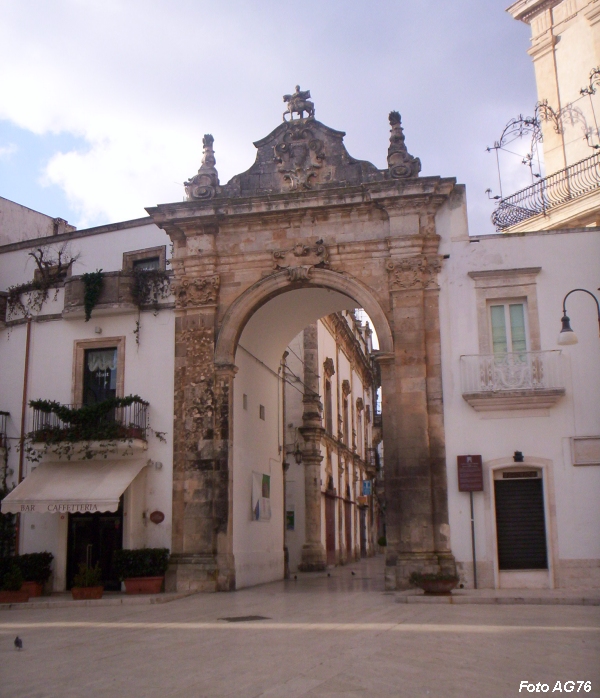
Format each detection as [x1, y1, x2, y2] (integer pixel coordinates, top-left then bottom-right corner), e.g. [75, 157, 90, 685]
[1, 501, 117, 514]
[457, 455, 483, 492]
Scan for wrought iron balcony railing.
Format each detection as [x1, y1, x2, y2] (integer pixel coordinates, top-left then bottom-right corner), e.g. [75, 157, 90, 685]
[30, 398, 148, 443]
[460, 351, 564, 395]
[0, 411, 9, 449]
[492, 152, 600, 230]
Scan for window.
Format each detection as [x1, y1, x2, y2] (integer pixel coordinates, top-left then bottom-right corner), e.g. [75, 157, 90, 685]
[73, 337, 125, 405]
[469, 267, 541, 354]
[243, 394, 248, 410]
[83, 348, 117, 405]
[324, 379, 333, 433]
[122, 246, 166, 272]
[132, 257, 160, 271]
[343, 398, 349, 445]
[259, 405, 265, 421]
[489, 302, 527, 356]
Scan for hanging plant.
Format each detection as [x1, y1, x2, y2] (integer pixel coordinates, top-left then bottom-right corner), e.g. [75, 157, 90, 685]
[6, 244, 78, 321]
[81, 270, 104, 321]
[130, 268, 171, 314]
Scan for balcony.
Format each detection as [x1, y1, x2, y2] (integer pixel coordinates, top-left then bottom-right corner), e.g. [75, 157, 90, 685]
[492, 152, 600, 231]
[460, 351, 565, 411]
[28, 397, 148, 459]
[63, 272, 137, 318]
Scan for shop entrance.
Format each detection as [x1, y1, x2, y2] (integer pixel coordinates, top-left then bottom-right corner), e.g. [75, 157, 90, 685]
[67, 502, 123, 590]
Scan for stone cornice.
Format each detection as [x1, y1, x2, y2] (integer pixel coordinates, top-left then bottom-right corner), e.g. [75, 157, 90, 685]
[507, 0, 561, 23]
[146, 177, 456, 233]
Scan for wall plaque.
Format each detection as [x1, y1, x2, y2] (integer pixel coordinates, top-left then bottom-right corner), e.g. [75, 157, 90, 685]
[149, 511, 165, 524]
[457, 455, 483, 492]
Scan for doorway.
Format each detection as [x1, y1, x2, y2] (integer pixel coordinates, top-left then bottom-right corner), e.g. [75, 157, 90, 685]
[359, 508, 367, 558]
[325, 494, 336, 566]
[494, 471, 548, 571]
[67, 503, 123, 590]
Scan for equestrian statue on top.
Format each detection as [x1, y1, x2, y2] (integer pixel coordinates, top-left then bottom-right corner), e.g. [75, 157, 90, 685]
[283, 85, 315, 121]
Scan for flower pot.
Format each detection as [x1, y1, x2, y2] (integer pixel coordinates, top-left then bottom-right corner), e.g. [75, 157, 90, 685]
[417, 578, 459, 595]
[21, 581, 44, 597]
[124, 576, 164, 594]
[71, 586, 104, 600]
[0, 590, 30, 603]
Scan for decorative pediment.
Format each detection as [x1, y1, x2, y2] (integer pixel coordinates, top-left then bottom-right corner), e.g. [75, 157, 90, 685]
[222, 118, 383, 197]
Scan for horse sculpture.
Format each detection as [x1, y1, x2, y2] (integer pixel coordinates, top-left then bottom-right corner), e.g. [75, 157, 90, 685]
[283, 86, 315, 121]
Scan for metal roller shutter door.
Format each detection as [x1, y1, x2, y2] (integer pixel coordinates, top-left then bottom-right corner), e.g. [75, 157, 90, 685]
[494, 478, 548, 570]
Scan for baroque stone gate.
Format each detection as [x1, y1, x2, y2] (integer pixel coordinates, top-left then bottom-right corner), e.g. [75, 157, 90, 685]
[147, 92, 462, 591]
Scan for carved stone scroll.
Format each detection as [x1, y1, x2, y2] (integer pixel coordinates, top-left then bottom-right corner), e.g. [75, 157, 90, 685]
[174, 275, 220, 308]
[323, 357, 335, 378]
[386, 256, 442, 291]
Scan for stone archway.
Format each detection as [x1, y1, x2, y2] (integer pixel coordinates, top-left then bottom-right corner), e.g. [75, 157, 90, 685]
[147, 102, 461, 591]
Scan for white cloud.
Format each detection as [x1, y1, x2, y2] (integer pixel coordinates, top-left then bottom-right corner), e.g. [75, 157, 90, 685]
[0, 0, 537, 231]
[0, 143, 17, 161]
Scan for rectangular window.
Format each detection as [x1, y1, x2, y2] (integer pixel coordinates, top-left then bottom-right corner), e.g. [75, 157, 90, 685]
[132, 257, 160, 271]
[243, 394, 248, 410]
[83, 348, 117, 405]
[325, 380, 333, 434]
[73, 337, 125, 406]
[259, 405, 265, 421]
[489, 302, 527, 356]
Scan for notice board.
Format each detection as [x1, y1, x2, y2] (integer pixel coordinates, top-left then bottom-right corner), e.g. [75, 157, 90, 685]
[457, 455, 483, 492]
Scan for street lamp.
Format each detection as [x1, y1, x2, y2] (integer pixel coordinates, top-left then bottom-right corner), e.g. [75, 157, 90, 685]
[557, 288, 600, 346]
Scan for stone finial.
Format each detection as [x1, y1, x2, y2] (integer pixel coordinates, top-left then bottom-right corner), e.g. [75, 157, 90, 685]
[184, 134, 220, 200]
[387, 111, 421, 179]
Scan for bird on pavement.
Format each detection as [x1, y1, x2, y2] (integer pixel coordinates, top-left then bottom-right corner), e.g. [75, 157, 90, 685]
[14, 636, 23, 650]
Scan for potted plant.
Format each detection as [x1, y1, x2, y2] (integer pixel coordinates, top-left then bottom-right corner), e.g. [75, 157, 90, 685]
[409, 571, 459, 596]
[0, 564, 29, 603]
[17, 552, 53, 597]
[71, 562, 104, 600]
[113, 548, 169, 594]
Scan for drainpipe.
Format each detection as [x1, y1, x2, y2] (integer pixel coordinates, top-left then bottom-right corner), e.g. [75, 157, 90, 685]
[15, 316, 32, 554]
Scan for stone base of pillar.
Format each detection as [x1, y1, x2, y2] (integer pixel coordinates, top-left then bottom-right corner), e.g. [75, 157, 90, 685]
[298, 544, 327, 572]
[384, 551, 457, 590]
[165, 553, 235, 593]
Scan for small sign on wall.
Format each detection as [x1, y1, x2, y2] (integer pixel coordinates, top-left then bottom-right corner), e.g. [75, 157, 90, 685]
[457, 455, 483, 492]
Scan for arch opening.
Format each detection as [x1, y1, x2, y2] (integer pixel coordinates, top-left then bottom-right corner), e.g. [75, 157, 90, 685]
[225, 277, 389, 588]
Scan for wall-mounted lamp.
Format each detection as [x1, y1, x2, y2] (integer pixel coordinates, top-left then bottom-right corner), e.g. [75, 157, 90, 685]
[294, 444, 303, 464]
[513, 451, 524, 463]
[558, 288, 600, 346]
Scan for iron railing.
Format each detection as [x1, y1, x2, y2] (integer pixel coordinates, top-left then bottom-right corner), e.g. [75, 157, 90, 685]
[492, 152, 600, 230]
[460, 351, 564, 394]
[30, 399, 148, 443]
[0, 411, 9, 449]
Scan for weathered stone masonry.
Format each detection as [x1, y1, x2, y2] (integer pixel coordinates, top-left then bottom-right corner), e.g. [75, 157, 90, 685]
[148, 104, 459, 591]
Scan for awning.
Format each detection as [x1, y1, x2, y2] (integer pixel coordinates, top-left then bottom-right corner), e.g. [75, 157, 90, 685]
[1, 460, 147, 515]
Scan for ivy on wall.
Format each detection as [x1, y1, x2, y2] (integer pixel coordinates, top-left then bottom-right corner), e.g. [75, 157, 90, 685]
[81, 270, 104, 322]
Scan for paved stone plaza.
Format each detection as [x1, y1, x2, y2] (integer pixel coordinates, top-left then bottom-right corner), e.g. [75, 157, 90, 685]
[1, 557, 599, 698]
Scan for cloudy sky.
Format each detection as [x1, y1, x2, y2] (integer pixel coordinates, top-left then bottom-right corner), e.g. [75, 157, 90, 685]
[0, 0, 537, 235]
